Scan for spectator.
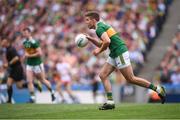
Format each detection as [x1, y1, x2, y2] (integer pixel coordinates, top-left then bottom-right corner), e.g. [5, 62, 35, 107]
[157, 28, 180, 85]
[0, 0, 170, 90]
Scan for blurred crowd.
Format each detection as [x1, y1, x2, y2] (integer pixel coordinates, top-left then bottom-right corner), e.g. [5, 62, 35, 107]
[0, 0, 172, 87]
[148, 27, 179, 103]
[156, 27, 180, 85]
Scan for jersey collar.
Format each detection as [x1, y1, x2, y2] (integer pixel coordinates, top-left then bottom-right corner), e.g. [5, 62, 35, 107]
[95, 21, 101, 30]
[26, 37, 33, 41]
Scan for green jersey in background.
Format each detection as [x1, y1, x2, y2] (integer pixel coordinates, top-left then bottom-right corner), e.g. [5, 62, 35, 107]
[23, 38, 42, 66]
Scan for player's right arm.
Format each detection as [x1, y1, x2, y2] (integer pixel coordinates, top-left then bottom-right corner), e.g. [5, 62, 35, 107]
[9, 56, 19, 65]
[25, 47, 42, 58]
[85, 35, 102, 48]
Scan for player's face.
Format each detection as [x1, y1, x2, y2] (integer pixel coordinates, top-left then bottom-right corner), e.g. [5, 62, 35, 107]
[1, 39, 8, 48]
[22, 30, 30, 38]
[85, 17, 95, 29]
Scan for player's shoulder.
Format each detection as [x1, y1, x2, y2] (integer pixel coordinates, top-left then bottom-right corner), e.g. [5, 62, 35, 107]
[97, 21, 111, 30]
[30, 38, 37, 43]
[97, 21, 105, 27]
[29, 38, 40, 45]
[98, 20, 110, 26]
[22, 38, 27, 44]
[96, 22, 104, 32]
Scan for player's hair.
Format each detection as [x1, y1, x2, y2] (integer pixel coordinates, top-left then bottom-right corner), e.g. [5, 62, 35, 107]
[1, 37, 13, 44]
[1, 36, 8, 42]
[85, 11, 100, 21]
[23, 27, 31, 33]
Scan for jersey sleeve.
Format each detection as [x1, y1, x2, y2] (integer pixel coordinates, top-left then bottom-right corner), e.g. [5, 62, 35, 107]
[33, 40, 40, 48]
[96, 26, 105, 38]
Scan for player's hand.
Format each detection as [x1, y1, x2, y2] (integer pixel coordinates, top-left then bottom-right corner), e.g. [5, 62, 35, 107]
[84, 33, 92, 41]
[21, 55, 26, 62]
[93, 48, 101, 56]
[83, 33, 89, 37]
[25, 52, 30, 58]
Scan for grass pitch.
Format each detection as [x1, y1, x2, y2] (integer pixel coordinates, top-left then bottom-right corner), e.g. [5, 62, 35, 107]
[0, 103, 180, 119]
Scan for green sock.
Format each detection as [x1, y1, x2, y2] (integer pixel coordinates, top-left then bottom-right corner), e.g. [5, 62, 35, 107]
[46, 86, 53, 93]
[148, 84, 157, 91]
[30, 91, 35, 95]
[107, 92, 113, 100]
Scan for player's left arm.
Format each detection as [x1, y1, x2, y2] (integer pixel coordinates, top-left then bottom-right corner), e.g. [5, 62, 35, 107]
[9, 56, 19, 65]
[93, 32, 110, 56]
[25, 47, 42, 58]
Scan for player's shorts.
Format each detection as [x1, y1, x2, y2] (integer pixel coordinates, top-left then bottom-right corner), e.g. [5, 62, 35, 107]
[61, 80, 71, 86]
[9, 65, 24, 82]
[107, 51, 131, 69]
[26, 63, 44, 74]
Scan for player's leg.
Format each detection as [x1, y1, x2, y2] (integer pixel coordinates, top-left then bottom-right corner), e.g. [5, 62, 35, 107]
[64, 82, 79, 103]
[16, 80, 27, 89]
[6, 77, 14, 103]
[120, 65, 166, 103]
[120, 65, 151, 87]
[15, 80, 42, 92]
[120, 65, 152, 87]
[56, 80, 66, 103]
[15, 65, 42, 92]
[92, 81, 98, 103]
[15, 65, 29, 89]
[37, 73, 55, 101]
[98, 62, 116, 110]
[33, 80, 42, 92]
[100, 63, 115, 100]
[36, 64, 55, 101]
[26, 66, 36, 103]
[7, 66, 23, 103]
[116, 51, 165, 103]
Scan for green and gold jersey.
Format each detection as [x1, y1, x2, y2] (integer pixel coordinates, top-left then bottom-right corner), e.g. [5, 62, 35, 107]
[23, 38, 42, 66]
[96, 21, 128, 58]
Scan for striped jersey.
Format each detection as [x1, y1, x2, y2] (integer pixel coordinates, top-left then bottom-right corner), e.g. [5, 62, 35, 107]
[96, 21, 128, 58]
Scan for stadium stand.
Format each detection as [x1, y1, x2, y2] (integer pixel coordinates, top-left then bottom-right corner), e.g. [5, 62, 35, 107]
[0, 0, 173, 103]
[154, 27, 180, 102]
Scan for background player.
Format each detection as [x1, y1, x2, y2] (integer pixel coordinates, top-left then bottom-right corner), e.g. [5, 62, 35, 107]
[22, 27, 55, 103]
[55, 54, 79, 103]
[1, 37, 42, 103]
[84, 11, 166, 110]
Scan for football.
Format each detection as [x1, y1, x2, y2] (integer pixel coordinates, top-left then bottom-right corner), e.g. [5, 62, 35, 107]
[75, 34, 88, 47]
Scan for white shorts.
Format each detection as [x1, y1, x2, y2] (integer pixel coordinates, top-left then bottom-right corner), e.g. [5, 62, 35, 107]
[26, 63, 44, 74]
[107, 51, 131, 69]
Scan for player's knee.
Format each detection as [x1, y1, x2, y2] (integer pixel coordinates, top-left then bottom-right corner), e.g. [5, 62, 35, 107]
[125, 75, 135, 83]
[99, 73, 107, 81]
